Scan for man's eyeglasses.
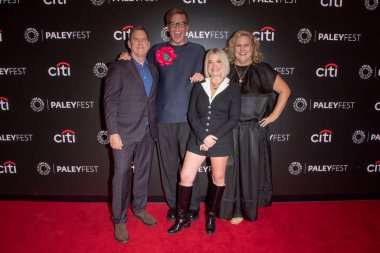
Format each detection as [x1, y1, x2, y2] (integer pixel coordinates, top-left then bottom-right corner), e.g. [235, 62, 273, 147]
[168, 21, 187, 28]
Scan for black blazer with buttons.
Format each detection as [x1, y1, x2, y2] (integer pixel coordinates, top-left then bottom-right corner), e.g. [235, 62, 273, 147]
[187, 78, 241, 156]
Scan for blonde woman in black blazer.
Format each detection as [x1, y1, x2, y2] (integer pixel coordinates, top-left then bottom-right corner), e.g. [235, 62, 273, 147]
[168, 48, 241, 235]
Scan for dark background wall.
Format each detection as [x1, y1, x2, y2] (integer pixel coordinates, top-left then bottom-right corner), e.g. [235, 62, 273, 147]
[1, 0, 379, 201]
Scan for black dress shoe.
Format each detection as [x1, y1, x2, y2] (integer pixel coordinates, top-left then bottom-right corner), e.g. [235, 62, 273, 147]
[189, 209, 199, 221]
[167, 208, 176, 221]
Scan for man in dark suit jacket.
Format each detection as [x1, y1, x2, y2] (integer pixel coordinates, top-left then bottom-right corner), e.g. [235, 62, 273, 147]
[104, 26, 158, 243]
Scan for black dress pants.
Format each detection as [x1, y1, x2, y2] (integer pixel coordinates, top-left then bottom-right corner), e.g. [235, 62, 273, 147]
[157, 122, 201, 211]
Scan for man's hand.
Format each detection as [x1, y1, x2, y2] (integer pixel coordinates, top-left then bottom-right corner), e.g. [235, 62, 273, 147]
[109, 134, 123, 150]
[189, 72, 205, 83]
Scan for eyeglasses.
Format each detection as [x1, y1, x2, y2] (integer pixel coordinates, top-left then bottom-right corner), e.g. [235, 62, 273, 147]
[168, 21, 187, 28]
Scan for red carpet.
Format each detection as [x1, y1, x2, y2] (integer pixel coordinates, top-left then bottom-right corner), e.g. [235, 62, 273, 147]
[0, 200, 379, 253]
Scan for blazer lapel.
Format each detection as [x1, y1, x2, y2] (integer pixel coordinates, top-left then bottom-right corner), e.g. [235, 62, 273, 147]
[147, 63, 157, 99]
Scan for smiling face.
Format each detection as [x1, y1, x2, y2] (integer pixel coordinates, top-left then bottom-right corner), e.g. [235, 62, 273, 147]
[128, 29, 150, 59]
[207, 53, 223, 78]
[234, 35, 254, 66]
[167, 14, 188, 45]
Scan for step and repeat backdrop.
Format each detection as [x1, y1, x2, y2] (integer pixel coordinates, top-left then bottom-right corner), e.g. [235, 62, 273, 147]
[0, 0, 379, 201]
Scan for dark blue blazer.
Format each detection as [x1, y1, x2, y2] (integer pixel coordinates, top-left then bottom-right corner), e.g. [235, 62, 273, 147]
[104, 60, 159, 143]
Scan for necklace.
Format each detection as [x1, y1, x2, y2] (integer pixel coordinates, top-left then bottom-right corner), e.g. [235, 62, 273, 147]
[210, 78, 223, 90]
[234, 64, 250, 84]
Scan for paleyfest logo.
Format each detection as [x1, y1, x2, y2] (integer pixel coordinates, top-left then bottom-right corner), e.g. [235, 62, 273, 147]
[365, 0, 378, 10]
[37, 162, 99, 175]
[231, 0, 297, 6]
[93, 62, 108, 78]
[97, 130, 109, 144]
[297, 28, 361, 44]
[359, 64, 379, 79]
[289, 161, 348, 175]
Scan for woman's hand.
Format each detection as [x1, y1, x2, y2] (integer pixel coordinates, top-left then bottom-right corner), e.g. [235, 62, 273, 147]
[190, 72, 205, 83]
[259, 114, 278, 127]
[118, 51, 131, 61]
[200, 144, 209, 151]
[203, 135, 218, 148]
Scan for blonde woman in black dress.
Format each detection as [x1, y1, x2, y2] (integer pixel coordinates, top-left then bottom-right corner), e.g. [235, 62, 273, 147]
[168, 48, 241, 235]
[219, 30, 291, 224]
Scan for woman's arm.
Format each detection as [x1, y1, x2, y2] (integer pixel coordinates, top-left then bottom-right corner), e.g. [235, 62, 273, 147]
[259, 75, 291, 127]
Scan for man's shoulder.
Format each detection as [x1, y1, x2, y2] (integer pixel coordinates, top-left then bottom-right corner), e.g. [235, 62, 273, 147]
[186, 42, 205, 52]
[109, 60, 130, 69]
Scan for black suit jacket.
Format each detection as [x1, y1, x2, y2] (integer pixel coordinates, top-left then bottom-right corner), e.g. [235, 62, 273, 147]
[104, 60, 158, 143]
[187, 78, 241, 146]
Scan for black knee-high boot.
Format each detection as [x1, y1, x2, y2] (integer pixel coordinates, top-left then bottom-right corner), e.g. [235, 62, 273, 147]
[168, 185, 192, 234]
[206, 183, 225, 234]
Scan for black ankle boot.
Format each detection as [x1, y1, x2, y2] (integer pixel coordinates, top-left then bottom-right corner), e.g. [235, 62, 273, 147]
[168, 185, 192, 234]
[206, 183, 225, 234]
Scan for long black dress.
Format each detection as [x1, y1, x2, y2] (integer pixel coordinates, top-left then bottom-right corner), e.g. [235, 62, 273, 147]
[218, 62, 278, 221]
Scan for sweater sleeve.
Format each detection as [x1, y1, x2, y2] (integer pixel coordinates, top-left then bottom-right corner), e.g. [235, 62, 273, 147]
[187, 84, 208, 144]
[214, 83, 241, 139]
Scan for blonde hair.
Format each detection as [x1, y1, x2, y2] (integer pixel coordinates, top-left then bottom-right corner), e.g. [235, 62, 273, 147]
[204, 48, 230, 78]
[225, 30, 263, 64]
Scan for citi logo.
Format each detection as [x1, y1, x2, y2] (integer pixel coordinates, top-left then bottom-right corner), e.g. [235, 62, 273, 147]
[0, 97, 10, 111]
[367, 160, 380, 173]
[0, 161, 17, 174]
[48, 61, 71, 77]
[320, 0, 342, 7]
[54, 129, 76, 143]
[311, 129, 333, 143]
[114, 25, 134, 41]
[43, 0, 66, 4]
[253, 26, 275, 42]
[183, 0, 206, 3]
[316, 63, 338, 78]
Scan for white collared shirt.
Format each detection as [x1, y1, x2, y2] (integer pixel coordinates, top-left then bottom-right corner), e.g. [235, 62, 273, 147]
[201, 77, 230, 104]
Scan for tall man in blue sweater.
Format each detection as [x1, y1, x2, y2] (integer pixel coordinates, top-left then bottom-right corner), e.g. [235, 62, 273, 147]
[150, 9, 205, 221]
[120, 9, 205, 220]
